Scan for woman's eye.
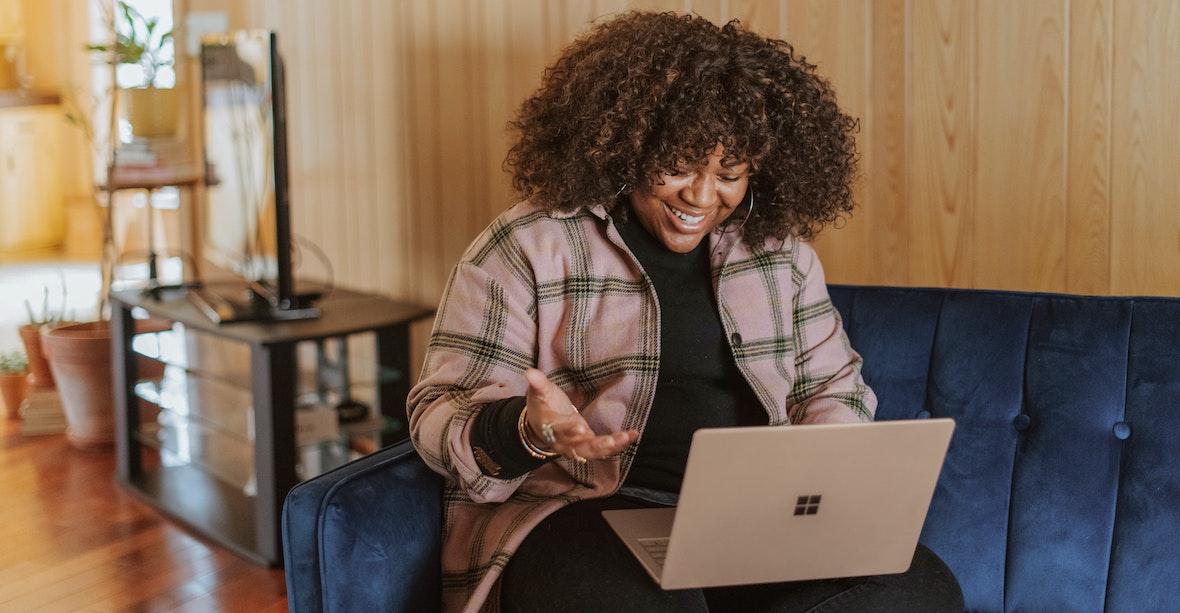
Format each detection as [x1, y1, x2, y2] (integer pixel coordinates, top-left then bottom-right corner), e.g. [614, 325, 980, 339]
[720, 175, 742, 183]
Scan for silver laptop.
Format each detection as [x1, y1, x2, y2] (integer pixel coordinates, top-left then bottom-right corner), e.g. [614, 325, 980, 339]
[602, 418, 954, 589]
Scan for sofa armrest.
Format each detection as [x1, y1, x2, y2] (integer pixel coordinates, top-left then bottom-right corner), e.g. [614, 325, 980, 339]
[283, 440, 443, 613]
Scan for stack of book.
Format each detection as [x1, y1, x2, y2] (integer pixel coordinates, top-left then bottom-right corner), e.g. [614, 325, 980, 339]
[20, 386, 66, 435]
[110, 137, 198, 185]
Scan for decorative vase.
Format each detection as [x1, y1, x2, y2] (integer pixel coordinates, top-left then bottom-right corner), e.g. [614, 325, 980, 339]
[19, 324, 54, 387]
[122, 87, 180, 138]
[0, 371, 28, 419]
[41, 322, 115, 449]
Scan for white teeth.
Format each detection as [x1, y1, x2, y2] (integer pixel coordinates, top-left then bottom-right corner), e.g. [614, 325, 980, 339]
[665, 203, 705, 224]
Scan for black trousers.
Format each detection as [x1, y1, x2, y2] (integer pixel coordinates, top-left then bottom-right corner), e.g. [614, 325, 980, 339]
[500, 495, 964, 613]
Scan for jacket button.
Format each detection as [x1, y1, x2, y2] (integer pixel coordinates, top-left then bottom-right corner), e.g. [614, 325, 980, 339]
[916, 410, 931, 419]
[1012, 414, 1032, 432]
[730, 332, 742, 347]
[1113, 421, 1132, 441]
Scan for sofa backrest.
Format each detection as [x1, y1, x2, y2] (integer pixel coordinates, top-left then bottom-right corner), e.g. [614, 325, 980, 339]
[285, 286, 1179, 613]
[828, 285, 1180, 612]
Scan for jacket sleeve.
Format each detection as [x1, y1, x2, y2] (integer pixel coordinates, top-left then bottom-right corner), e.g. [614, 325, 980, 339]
[787, 242, 878, 424]
[407, 261, 539, 503]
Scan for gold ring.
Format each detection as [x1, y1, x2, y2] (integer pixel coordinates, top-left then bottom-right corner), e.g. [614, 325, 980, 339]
[571, 449, 587, 463]
[540, 422, 557, 446]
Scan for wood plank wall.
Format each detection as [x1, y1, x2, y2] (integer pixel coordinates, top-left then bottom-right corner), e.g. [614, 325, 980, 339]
[162, 0, 1177, 392]
[211, 0, 1179, 304]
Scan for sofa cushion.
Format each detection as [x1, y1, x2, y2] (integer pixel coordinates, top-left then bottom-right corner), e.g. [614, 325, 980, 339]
[829, 286, 1180, 612]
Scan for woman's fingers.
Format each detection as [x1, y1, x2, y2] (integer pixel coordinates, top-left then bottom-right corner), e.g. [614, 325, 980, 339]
[552, 428, 639, 461]
[524, 369, 576, 416]
[523, 368, 639, 461]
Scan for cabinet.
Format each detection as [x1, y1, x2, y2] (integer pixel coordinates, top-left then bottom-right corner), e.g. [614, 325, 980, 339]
[0, 103, 64, 254]
[111, 285, 434, 565]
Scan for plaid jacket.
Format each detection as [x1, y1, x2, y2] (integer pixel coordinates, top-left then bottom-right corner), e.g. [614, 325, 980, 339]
[407, 198, 877, 612]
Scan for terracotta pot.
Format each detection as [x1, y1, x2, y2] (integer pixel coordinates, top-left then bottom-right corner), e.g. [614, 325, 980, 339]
[0, 372, 28, 419]
[19, 324, 54, 387]
[122, 87, 180, 138]
[41, 322, 115, 449]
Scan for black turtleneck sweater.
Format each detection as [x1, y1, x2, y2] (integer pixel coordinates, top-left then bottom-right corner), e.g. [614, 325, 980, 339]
[613, 210, 767, 492]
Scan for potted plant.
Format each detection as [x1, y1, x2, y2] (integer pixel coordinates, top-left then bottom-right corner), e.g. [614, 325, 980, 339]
[87, 1, 176, 137]
[41, 321, 118, 447]
[20, 282, 73, 388]
[0, 350, 29, 419]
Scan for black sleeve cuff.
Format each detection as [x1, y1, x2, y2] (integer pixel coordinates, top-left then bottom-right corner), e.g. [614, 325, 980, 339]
[470, 396, 548, 479]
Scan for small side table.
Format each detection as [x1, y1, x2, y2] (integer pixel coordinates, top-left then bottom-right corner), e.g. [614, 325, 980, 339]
[101, 168, 203, 293]
[111, 285, 434, 566]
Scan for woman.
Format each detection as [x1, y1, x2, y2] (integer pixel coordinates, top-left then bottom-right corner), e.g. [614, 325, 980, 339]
[408, 12, 963, 612]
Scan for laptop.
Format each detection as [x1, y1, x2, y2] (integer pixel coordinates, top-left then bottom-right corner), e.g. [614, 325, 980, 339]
[602, 418, 955, 589]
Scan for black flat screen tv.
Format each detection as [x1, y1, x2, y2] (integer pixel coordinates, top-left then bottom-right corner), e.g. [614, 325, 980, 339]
[200, 30, 315, 317]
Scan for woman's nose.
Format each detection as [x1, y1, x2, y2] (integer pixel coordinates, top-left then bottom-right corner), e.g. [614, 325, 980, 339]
[681, 174, 720, 209]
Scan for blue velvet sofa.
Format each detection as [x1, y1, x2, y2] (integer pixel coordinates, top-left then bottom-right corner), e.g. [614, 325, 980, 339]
[283, 285, 1180, 612]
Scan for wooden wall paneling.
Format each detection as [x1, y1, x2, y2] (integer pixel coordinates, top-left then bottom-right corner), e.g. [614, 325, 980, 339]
[477, 0, 515, 227]
[862, 0, 909, 286]
[907, 0, 975, 288]
[624, 0, 676, 14]
[352, 0, 378, 291]
[332, 2, 356, 287]
[306, 3, 335, 290]
[1066, 0, 1113, 295]
[727, 0, 783, 37]
[783, 0, 870, 284]
[1111, 1, 1180, 296]
[686, 0, 726, 24]
[592, 0, 634, 22]
[506, 1, 552, 118]
[372, 0, 410, 298]
[395, 2, 423, 303]
[405, 0, 445, 302]
[203, 0, 1180, 347]
[564, 0, 599, 40]
[289, 2, 315, 289]
[974, 0, 1068, 293]
[434, 0, 479, 287]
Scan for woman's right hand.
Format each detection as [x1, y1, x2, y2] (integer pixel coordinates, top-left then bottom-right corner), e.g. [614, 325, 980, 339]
[523, 368, 639, 462]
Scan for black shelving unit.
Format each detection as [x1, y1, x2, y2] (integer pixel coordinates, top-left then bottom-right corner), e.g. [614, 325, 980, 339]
[110, 285, 434, 566]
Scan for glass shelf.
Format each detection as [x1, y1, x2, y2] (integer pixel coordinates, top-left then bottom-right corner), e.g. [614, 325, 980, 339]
[132, 325, 252, 389]
[135, 365, 254, 443]
[137, 405, 257, 495]
[131, 324, 405, 394]
[135, 365, 401, 487]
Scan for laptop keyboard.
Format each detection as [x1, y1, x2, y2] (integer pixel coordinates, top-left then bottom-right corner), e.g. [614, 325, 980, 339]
[638, 537, 670, 568]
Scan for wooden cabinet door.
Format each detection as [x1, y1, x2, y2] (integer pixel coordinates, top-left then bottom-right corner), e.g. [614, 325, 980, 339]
[0, 106, 65, 254]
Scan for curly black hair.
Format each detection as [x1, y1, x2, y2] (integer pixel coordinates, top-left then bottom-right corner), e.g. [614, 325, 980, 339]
[504, 11, 859, 244]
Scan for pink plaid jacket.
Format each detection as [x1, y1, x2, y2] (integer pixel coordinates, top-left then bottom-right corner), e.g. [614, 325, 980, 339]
[408, 198, 876, 612]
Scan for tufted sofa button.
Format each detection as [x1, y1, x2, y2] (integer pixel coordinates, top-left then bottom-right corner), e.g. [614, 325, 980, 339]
[1012, 414, 1032, 432]
[916, 410, 931, 419]
[1113, 421, 1132, 441]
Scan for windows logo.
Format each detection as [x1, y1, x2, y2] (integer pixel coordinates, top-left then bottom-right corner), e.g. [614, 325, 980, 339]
[794, 494, 822, 516]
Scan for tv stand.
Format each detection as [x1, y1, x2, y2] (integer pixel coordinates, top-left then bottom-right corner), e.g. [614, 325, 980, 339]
[187, 283, 320, 323]
[110, 284, 434, 565]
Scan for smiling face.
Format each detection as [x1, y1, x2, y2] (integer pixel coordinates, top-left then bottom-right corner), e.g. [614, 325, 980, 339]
[628, 145, 751, 253]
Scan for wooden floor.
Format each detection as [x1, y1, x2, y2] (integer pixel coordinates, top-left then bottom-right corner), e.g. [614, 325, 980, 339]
[0, 420, 288, 612]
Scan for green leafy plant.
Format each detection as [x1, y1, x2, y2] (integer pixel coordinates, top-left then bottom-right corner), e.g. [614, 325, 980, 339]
[0, 350, 28, 375]
[86, 1, 173, 88]
[23, 276, 74, 326]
